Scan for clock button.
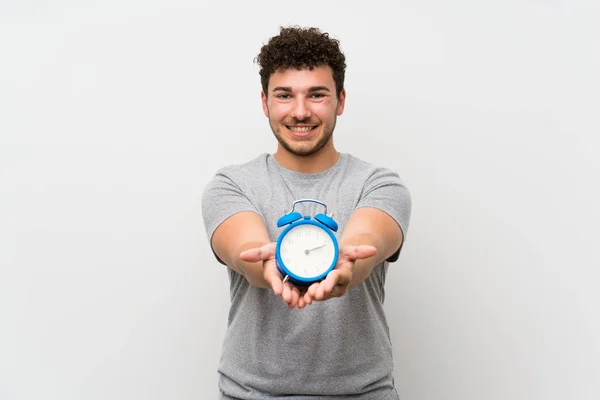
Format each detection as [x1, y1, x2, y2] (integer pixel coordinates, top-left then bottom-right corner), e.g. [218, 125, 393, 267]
[303, 215, 310, 220]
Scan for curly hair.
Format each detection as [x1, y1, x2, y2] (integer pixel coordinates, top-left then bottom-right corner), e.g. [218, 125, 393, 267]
[255, 26, 346, 99]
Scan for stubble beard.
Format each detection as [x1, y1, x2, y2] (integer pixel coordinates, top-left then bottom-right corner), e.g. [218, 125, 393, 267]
[270, 116, 337, 157]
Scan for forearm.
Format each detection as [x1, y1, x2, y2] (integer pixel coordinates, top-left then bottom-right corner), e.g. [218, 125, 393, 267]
[338, 207, 404, 288]
[229, 241, 271, 289]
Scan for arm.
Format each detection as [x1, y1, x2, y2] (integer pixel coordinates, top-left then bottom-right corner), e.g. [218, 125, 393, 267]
[340, 206, 403, 287]
[210, 211, 271, 289]
[211, 211, 305, 308]
[304, 206, 403, 303]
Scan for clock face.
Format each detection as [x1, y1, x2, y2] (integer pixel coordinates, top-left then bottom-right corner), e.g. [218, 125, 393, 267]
[278, 223, 336, 279]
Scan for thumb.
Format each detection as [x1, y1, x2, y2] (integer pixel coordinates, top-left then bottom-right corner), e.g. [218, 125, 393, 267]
[340, 244, 377, 261]
[240, 242, 276, 262]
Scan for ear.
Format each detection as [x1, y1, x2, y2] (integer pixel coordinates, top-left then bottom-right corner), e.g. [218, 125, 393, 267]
[336, 89, 346, 116]
[261, 91, 269, 118]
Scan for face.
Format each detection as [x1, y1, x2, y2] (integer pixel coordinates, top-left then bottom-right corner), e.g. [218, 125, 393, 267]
[261, 66, 346, 157]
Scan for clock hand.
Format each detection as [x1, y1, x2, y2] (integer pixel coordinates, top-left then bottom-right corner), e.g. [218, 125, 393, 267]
[305, 244, 327, 254]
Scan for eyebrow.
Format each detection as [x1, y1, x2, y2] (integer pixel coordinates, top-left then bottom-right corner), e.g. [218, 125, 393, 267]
[271, 86, 331, 93]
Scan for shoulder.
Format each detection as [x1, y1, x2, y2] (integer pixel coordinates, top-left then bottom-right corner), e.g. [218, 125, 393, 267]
[210, 153, 270, 180]
[201, 154, 271, 235]
[202, 153, 277, 207]
[345, 154, 412, 240]
[202, 153, 273, 192]
[343, 153, 406, 185]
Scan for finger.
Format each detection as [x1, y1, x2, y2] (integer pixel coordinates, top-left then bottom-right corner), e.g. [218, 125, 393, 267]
[240, 243, 276, 262]
[329, 267, 352, 289]
[306, 282, 319, 301]
[339, 244, 377, 261]
[318, 281, 349, 301]
[315, 280, 327, 301]
[322, 270, 340, 294]
[282, 283, 292, 304]
[289, 286, 300, 309]
[324, 267, 350, 291]
[263, 261, 283, 296]
[315, 268, 351, 300]
[266, 272, 283, 296]
[303, 290, 313, 305]
[298, 295, 306, 309]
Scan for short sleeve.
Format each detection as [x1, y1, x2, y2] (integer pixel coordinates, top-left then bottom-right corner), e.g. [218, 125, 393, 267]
[356, 168, 412, 261]
[201, 169, 262, 252]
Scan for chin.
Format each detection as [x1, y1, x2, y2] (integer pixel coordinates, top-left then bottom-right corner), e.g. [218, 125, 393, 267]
[285, 139, 331, 157]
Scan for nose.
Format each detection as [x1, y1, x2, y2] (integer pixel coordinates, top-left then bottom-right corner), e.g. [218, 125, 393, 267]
[291, 98, 311, 121]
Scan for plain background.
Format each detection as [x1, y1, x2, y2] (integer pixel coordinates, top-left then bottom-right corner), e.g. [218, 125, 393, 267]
[1, 1, 599, 399]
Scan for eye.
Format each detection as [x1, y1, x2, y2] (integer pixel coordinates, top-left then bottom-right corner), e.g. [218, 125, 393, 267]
[310, 93, 326, 99]
[275, 93, 291, 100]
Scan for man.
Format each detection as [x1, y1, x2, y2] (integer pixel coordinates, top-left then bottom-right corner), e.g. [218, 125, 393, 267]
[202, 26, 411, 400]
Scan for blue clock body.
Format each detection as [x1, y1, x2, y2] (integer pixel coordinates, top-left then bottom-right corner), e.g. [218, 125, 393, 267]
[275, 200, 339, 287]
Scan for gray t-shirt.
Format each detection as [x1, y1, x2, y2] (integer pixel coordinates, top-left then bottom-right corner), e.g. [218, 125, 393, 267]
[202, 153, 411, 400]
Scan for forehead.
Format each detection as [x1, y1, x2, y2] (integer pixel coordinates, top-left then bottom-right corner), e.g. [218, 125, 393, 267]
[268, 65, 335, 92]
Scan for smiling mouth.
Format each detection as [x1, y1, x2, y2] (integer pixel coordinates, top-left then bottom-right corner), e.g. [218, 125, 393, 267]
[286, 125, 318, 135]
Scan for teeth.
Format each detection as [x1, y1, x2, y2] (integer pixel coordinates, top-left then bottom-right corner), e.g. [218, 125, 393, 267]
[288, 126, 314, 132]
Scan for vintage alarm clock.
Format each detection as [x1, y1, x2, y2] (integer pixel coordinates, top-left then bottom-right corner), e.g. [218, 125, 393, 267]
[275, 199, 339, 286]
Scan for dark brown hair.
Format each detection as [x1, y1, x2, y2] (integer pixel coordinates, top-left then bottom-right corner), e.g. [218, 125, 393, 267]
[255, 26, 346, 98]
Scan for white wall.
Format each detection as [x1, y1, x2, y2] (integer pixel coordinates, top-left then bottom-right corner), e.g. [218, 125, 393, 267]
[1, 1, 598, 399]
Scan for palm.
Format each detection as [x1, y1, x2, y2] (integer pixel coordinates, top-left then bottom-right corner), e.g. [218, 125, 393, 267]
[262, 258, 281, 283]
[336, 253, 356, 269]
[303, 244, 377, 303]
[240, 243, 306, 308]
[241, 243, 376, 308]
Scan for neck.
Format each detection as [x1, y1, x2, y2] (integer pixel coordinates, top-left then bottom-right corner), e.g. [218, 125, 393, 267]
[274, 142, 339, 174]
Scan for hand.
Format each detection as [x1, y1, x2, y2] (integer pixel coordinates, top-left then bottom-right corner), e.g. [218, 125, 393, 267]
[302, 244, 377, 305]
[239, 243, 309, 309]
